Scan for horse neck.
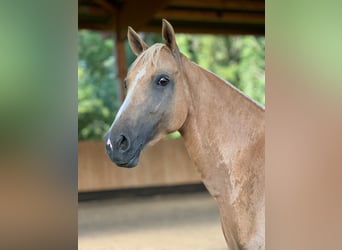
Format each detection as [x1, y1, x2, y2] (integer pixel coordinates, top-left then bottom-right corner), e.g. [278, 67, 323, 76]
[180, 56, 265, 170]
[179, 55, 265, 247]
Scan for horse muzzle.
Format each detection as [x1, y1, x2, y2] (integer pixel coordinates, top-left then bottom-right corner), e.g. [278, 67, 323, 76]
[104, 131, 141, 168]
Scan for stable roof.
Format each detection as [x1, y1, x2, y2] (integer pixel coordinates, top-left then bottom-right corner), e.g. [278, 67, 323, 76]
[78, 0, 264, 37]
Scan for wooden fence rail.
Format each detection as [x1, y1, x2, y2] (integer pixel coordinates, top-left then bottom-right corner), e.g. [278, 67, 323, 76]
[78, 138, 201, 192]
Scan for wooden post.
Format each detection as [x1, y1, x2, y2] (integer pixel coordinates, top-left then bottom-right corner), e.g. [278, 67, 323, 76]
[115, 35, 127, 102]
[113, 10, 128, 102]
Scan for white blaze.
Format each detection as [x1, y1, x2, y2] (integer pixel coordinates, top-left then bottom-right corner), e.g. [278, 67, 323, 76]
[111, 67, 146, 126]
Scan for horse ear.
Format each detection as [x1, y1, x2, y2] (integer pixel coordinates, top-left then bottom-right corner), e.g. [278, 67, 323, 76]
[127, 26, 149, 56]
[162, 19, 179, 55]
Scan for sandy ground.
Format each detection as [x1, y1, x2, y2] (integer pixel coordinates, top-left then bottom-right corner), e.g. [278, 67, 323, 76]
[78, 192, 227, 250]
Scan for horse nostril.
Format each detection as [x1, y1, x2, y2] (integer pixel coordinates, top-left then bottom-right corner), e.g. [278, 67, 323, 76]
[117, 134, 130, 152]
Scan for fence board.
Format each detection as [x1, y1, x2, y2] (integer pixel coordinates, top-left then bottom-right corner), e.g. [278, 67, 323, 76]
[78, 138, 201, 191]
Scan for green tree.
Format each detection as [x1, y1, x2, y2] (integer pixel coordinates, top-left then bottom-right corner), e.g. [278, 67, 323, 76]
[78, 30, 120, 140]
[176, 34, 265, 105]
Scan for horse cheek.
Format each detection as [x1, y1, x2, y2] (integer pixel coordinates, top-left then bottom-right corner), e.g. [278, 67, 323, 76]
[168, 97, 187, 132]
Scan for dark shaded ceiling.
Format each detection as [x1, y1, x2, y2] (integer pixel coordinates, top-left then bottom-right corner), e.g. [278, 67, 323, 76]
[78, 0, 264, 37]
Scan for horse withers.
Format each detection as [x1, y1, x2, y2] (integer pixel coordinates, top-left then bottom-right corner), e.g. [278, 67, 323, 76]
[104, 19, 265, 250]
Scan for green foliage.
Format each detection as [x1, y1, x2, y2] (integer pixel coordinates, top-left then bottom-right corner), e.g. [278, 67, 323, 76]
[78, 31, 265, 140]
[78, 30, 120, 140]
[176, 34, 265, 105]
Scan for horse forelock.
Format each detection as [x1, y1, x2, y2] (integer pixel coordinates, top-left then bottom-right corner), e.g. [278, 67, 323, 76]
[128, 43, 180, 73]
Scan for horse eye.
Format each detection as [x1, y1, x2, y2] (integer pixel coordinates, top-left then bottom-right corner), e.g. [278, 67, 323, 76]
[157, 77, 169, 86]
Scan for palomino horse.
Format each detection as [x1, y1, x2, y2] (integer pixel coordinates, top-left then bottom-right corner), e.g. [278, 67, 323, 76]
[104, 20, 265, 250]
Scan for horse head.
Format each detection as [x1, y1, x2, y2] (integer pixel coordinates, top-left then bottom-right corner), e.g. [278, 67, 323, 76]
[104, 20, 188, 168]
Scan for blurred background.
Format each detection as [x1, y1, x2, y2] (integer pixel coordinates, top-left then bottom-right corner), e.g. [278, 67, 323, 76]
[1, 1, 340, 250]
[78, 0, 264, 249]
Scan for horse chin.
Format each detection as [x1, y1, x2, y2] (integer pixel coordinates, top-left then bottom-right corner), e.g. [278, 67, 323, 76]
[112, 145, 143, 168]
[117, 134, 162, 167]
[115, 154, 140, 168]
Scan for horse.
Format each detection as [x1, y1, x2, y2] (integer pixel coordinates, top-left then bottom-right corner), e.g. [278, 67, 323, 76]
[104, 19, 265, 250]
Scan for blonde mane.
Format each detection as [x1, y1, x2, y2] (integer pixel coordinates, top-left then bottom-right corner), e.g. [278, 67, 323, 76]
[128, 43, 166, 72]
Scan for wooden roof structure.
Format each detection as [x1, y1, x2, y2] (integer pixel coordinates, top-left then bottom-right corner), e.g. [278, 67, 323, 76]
[78, 0, 264, 100]
[78, 0, 265, 37]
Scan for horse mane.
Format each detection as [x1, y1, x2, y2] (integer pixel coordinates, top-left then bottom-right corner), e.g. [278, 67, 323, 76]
[128, 43, 184, 73]
[128, 43, 166, 72]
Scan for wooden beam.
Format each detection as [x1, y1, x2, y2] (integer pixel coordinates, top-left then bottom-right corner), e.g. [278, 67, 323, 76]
[94, 0, 117, 13]
[155, 9, 264, 24]
[113, 12, 128, 102]
[79, 22, 264, 35]
[78, 5, 109, 15]
[115, 36, 127, 102]
[141, 23, 264, 35]
[78, 23, 108, 30]
[115, 0, 171, 39]
[169, 0, 265, 11]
